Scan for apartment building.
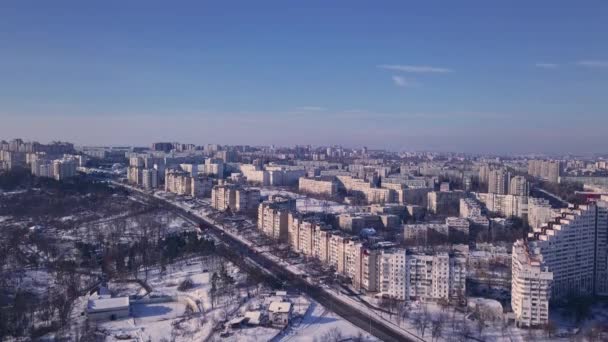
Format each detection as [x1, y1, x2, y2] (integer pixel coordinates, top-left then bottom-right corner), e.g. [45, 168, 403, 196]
[165, 169, 196, 196]
[211, 183, 261, 214]
[257, 197, 295, 242]
[141, 168, 158, 190]
[511, 240, 553, 327]
[509, 176, 530, 196]
[488, 169, 510, 195]
[378, 250, 467, 302]
[527, 197, 557, 231]
[427, 191, 466, 216]
[528, 202, 608, 298]
[298, 176, 338, 196]
[459, 198, 483, 218]
[527, 160, 561, 183]
[378, 249, 408, 300]
[446, 216, 470, 235]
[403, 223, 449, 244]
[30, 156, 77, 180]
[337, 213, 382, 233]
[336, 175, 395, 204]
[476, 193, 528, 218]
[512, 201, 608, 326]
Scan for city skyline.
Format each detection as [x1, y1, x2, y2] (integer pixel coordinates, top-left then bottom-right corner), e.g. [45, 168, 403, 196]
[1, 1, 607, 152]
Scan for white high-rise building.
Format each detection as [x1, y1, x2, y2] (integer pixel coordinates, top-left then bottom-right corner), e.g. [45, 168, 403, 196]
[488, 169, 510, 195]
[509, 175, 529, 196]
[141, 169, 158, 190]
[527, 197, 557, 230]
[257, 197, 295, 242]
[511, 240, 553, 327]
[512, 201, 608, 326]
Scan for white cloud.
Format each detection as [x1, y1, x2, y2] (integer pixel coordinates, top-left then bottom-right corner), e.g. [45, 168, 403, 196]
[535, 63, 559, 69]
[378, 64, 453, 73]
[294, 106, 326, 111]
[391, 75, 413, 87]
[577, 60, 608, 68]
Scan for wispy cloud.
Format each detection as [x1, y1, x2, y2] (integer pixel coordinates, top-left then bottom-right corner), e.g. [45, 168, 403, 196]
[577, 60, 608, 68]
[535, 63, 559, 69]
[391, 75, 412, 87]
[378, 64, 453, 73]
[294, 106, 326, 111]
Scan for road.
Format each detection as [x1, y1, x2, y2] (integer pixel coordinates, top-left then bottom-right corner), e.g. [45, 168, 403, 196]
[108, 179, 423, 342]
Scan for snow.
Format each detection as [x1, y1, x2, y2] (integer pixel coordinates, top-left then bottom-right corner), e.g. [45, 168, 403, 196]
[88, 297, 129, 311]
[276, 300, 379, 341]
[260, 188, 362, 214]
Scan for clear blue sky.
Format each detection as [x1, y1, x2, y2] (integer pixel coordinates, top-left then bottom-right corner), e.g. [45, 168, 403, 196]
[1, 1, 607, 153]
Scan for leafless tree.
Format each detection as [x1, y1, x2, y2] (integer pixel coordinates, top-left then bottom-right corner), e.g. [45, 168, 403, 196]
[431, 313, 447, 342]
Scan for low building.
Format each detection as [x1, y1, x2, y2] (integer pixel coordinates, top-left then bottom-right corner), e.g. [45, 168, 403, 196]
[268, 301, 292, 327]
[87, 297, 130, 321]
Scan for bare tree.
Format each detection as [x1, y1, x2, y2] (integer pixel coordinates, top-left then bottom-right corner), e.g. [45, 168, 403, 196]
[323, 327, 343, 342]
[431, 313, 447, 342]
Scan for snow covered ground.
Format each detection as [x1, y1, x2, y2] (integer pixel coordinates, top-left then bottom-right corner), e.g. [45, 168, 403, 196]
[276, 298, 379, 342]
[260, 188, 362, 214]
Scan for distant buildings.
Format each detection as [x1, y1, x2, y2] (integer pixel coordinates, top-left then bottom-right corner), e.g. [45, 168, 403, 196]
[336, 175, 395, 204]
[164, 169, 209, 197]
[527, 160, 561, 183]
[298, 176, 338, 197]
[488, 169, 510, 195]
[527, 197, 557, 230]
[30, 155, 77, 180]
[509, 175, 529, 196]
[427, 191, 466, 216]
[476, 193, 528, 218]
[211, 183, 261, 214]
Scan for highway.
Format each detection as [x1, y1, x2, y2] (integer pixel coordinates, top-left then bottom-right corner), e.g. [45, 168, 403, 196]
[112, 180, 423, 342]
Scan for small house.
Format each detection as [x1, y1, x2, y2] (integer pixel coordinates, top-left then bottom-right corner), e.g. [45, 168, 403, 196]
[268, 301, 292, 327]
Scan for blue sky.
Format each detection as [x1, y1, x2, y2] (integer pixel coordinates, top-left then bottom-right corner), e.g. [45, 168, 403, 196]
[1, 1, 607, 153]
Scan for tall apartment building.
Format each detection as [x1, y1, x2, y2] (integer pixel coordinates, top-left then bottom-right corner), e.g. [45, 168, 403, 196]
[459, 198, 483, 218]
[378, 249, 408, 300]
[298, 176, 338, 196]
[52, 158, 77, 180]
[141, 168, 158, 190]
[427, 191, 466, 216]
[509, 175, 530, 196]
[478, 164, 491, 184]
[30, 156, 77, 180]
[527, 202, 608, 298]
[211, 184, 261, 214]
[511, 241, 553, 327]
[512, 201, 608, 326]
[0, 150, 26, 170]
[527, 160, 561, 183]
[488, 169, 510, 195]
[527, 197, 557, 230]
[378, 250, 467, 302]
[257, 197, 295, 242]
[476, 193, 528, 218]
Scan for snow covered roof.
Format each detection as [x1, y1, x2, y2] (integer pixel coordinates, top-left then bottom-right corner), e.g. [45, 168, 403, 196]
[268, 301, 292, 313]
[87, 297, 130, 313]
[244, 311, 262, 325]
